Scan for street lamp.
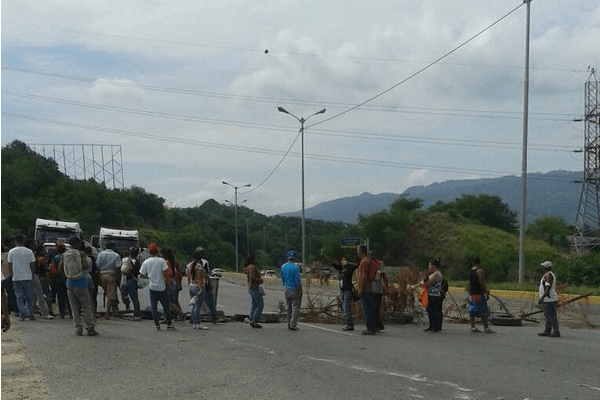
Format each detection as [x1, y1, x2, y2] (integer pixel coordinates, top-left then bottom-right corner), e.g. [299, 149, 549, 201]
[222, 181, 251, 273]
[277, 106, 326, 271]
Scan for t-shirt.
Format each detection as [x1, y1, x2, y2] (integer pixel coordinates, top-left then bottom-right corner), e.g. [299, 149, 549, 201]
[280, 262, 301, 290]
[7, 245, 35, 281]
[372, 264, 386, 294]
[427, 271, 443, 297]
[96, 249, 121, 274]
[140, 256, 168, 291]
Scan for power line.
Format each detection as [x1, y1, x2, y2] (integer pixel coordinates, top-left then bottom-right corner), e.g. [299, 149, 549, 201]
[2, 68, 577, 122]
[2, 22, 587, 74]
[3, 90, 578, 153]
[309, 2, 527, 128]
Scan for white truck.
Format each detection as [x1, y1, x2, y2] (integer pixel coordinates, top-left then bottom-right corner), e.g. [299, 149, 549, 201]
[96, 228, 139, 254]
[34, 218, 82, 246]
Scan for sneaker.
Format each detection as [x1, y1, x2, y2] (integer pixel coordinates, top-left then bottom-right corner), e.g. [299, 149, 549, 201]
[537, 332, 550, 337]
[155, 325, 161, 331]
[484, 328, 495, 334]
[132, 316, 141, 321]
[471, 327, 482, 333]
[250, 321, 263, 329]
[44, 315, 54, 320]
[288, 326, 299, 331]
[342, 326, 354, 331]
[166, 325, 177, 331]
[87, 328, 99, 336]
[197, 324, 209, 331]
[550, 332, 561, 337]
[361, 330, 376, 335]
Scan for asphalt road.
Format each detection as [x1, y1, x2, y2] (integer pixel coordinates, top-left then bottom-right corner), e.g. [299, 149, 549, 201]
[2, 276, 599, 400]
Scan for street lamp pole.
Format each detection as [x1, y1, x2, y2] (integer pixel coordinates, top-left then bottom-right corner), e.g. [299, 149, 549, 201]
[277, 106, 326, 270]
[222, 181, 251, 273]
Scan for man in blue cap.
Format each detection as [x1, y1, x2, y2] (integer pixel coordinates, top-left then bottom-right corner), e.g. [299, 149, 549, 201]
[280, 250, 302, 331]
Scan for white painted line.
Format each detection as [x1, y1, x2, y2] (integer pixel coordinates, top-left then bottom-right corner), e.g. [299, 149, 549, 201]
[297, 322, 354, 335]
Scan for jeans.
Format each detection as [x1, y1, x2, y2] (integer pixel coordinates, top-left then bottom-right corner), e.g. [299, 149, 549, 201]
[51, 277, 70, 317]
[373, 292, 383, 329]
[188, 286, 207, 325]
[33, 275, 50, 317]
[427, 296, 444, 331]
[360, 291, 378, 332]
[341, 289, 354, 328]
[67, 286, 95, 331]
[248, 287, 264, 321]
[285, 288, 301, 328]
[13, 280, 35, 319]
[124, 279, 141, 317]
[149, 289, 172, 326]
[542, 301, 560, 335]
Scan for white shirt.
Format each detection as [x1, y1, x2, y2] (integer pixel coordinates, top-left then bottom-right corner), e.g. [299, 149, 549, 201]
[140, 256, 168, 291]
[539, 271, 558, 302]
[7, 245, 35, 281]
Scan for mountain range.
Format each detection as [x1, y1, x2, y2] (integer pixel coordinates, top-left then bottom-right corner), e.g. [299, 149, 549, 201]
[280, 170, 583, 225]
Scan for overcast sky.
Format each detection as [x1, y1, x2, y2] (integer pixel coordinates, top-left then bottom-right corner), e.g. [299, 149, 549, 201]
[2, 1, 599, 216]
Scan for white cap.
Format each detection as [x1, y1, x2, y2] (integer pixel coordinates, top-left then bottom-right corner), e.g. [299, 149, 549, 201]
[541, 261, 553, 269]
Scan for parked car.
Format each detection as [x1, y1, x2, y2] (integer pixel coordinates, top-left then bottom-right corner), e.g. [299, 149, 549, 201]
[211, 268, 225, 277]
[263, 269, 277, 278]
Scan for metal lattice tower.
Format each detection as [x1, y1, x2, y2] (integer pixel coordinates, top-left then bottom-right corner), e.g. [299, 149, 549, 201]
[573, 69, 600, 253]
[29, 143, 125, 189]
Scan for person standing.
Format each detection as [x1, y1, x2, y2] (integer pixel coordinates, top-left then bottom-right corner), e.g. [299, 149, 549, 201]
[139, 242, 176, 331]
[467, 257, 493, 333]
[7, 235, 36, 321]
[332, 255, 358, 331]
[62, 237, 97, 336]
[356, 244, 377, 335]
[32, 247, 53, 319]
[121, 248, 142, 320]
[186, 248, 210, 330]
[423, 258, 443, 332]
[281, 251, 302, 331]
[195, 247, 218, 323]
[50, 243, 70, 318]
[96, 241, 121, 319]
[538, 261, 560, 337]
[371, 255, 388, 332]
[244, 252, 263, 329]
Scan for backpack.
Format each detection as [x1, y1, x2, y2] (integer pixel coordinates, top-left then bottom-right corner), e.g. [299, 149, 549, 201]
[121, 258, 134, 275]
[369, 258, 382, 282]
[62, 249, 84, 280]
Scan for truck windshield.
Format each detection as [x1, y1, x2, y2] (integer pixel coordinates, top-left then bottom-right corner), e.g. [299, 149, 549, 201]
[36, 228, 78, 244]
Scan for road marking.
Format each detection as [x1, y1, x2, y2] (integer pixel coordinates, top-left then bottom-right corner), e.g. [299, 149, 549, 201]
[297, 322, 353, 335]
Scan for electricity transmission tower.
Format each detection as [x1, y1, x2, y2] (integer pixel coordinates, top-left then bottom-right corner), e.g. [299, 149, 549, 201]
[573, 69, 600, 253]
[29, 143, 125, 189]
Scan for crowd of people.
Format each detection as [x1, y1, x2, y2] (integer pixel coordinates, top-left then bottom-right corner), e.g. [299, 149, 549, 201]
[2, 236, 560, 338]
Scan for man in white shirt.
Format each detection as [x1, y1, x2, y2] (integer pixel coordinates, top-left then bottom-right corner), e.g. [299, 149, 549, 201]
[538, 261, 560, 337]
[7, 235, 36, 320]
[139, 242, 176, 331]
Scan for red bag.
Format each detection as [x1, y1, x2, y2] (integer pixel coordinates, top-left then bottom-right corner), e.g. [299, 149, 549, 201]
[48, 259, 58, 278]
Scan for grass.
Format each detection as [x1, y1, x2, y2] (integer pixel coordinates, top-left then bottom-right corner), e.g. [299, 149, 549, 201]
[449, 280, 600, 296]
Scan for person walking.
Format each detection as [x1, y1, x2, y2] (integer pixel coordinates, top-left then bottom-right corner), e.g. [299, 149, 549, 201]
[281, 251, 302, 331]
[467, 257, 493, 333]
[356, 244, 377, 335]
[244, 252, 263, 329]
[332, 255, 358, 331]
[538, 261, 560, 337]
[186, 248, 210, 330]
[32, 247, 53, 319]
[423, 258, 444, 332]
[139, 242, 176, 331]
[7, 235, 36, 321]
[62, 237, 97, 336]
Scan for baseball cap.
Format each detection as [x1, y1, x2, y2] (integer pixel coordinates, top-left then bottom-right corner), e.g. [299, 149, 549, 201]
[541, 261, 553, 269]
[148, 242, 159, 254]
[287, 250, 297, 260]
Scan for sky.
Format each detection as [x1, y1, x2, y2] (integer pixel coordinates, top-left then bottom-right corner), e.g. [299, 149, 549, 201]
[2, 1, 599, 216]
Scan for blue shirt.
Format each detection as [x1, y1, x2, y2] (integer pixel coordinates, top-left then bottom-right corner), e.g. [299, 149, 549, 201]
[280, 262, 301, 290]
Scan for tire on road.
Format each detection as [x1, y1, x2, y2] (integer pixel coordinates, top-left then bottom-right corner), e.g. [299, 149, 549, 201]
[491, 313, 522, 326]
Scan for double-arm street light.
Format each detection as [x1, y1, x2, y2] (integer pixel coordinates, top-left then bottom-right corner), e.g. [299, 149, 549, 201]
[277, 106, 326, 270]
[222, 181, 251, 273]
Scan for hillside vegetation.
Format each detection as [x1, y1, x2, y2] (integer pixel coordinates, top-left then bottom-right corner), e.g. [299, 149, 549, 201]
[2, 140, 599, 287]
